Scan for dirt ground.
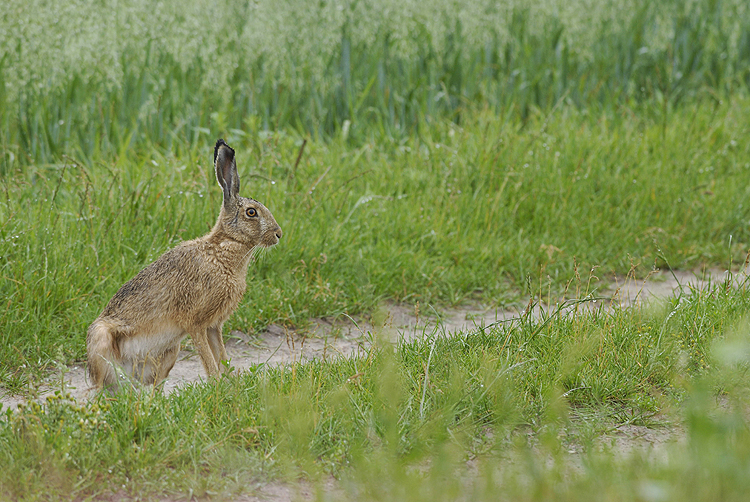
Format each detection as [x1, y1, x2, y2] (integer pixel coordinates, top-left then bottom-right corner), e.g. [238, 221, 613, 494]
[0, 269, 723, 410]
[0, 269, 730, 501]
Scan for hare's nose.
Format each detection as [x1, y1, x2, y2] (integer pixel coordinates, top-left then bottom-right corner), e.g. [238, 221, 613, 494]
[274, 226, 283, 240]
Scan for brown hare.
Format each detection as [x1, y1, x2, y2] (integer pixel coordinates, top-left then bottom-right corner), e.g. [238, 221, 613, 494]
[87, 139, 282, 392]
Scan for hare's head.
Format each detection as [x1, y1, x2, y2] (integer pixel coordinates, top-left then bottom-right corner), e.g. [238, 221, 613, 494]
[213, 139, 282, 248]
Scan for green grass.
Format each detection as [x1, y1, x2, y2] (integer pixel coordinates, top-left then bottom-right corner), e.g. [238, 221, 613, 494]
[2, 276, 750, 499]
[2, 99, 750, 388]
[2, 0, 750, 384]
[4, 0, 750, 498]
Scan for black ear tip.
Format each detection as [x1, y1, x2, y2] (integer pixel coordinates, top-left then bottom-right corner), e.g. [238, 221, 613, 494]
[214, 138, 234, 163]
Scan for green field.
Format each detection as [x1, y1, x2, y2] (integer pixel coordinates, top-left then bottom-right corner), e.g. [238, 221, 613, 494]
[3, 0, 750, 499]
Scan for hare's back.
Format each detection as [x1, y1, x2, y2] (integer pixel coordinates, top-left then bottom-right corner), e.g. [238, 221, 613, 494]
[101, 244, 204, 318]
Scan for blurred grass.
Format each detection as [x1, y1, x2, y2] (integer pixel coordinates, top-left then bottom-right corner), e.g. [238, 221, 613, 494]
[2, 0, 750, 168]
[2, 277, 750, 499]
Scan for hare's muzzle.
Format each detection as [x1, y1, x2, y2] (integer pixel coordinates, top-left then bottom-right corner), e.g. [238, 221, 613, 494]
[264, 225, 283, 247]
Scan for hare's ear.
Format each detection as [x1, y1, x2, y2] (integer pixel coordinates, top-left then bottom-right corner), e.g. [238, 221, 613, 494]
[214, 139, 240, 206]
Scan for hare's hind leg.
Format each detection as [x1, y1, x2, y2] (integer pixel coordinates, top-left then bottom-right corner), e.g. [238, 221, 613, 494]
[207, 326, 230, 373]
[128, 342, 179, 386]
[190, 329, 221, 377]
[87, 319, 123, 391]
[154, 343, 180, 387]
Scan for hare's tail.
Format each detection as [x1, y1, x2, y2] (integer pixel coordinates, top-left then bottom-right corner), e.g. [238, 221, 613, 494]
[87, 319, 122, 391]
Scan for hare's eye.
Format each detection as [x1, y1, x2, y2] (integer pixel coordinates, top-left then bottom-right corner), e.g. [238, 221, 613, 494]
[245, 207, 257, 218]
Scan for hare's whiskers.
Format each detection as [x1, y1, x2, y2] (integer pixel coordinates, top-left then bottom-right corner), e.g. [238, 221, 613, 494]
[244, 245, 262, 262]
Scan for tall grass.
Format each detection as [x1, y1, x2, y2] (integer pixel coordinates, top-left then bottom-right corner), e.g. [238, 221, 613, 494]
[2, 100, 750, 387]
[2, 0, 750, 168]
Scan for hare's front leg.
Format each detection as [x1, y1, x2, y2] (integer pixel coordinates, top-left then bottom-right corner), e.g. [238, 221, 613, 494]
[207, 325, 230, 373]
[190, 329, 220, 377]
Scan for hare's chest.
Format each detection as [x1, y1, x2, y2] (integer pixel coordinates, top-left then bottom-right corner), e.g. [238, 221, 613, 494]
[208, 270, 247, 319]
[221, 275, 247, 309]
[188, 243, 251, 326]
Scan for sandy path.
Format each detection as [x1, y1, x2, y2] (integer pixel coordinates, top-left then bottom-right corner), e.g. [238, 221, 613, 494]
[1, 269, 724, 410]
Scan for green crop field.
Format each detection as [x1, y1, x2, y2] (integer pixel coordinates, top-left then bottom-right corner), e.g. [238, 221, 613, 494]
[3, 0, 750, 499]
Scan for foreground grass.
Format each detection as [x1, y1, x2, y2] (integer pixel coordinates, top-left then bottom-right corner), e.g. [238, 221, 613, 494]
[2, 100, 750, 387]
[2, 276, 750, 500]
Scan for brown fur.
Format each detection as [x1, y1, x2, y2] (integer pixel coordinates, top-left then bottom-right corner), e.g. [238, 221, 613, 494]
[87, 139, 282, 391]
